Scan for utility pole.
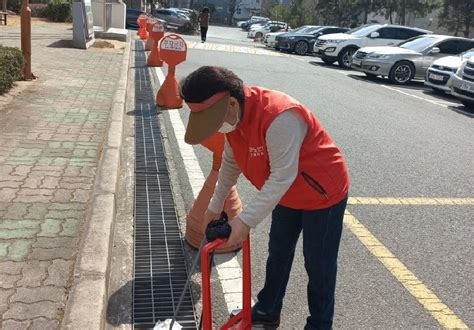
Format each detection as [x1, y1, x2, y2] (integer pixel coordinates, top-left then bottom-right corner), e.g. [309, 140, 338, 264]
[20, 0, 34, 79]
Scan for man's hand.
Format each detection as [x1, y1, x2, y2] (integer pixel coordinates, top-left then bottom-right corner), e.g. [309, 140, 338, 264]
[222, 217, 250, 248]
[203, 209, 220, 232]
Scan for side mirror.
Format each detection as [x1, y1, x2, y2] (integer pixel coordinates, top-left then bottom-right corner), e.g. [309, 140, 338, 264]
[369, 31, 380, 38]
[430, 47, 440, 54]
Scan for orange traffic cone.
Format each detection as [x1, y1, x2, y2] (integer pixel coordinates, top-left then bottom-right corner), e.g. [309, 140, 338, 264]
[145, 21, 153, 51]
[156, 65, 183, 108]
[185, 133, 243, 253]
[185, 170, 242, 253]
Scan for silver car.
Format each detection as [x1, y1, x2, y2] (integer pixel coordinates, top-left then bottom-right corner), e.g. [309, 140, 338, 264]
[448, 57, 474, 109]
[425, 49, 474, 93]
[351, 35, 474, 84]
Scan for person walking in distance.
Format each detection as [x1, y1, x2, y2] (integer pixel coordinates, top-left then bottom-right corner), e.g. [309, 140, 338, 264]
[198, 7, 210, 43]
[181, 66, 350, 329]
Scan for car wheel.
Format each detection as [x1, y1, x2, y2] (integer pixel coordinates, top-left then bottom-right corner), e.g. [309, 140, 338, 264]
[461, 101, 474, 110]
[255, 32, 263, 39]
[294, 41, 309, 55]
[389, 61, 415, 85]
[322, 59, 335, 65]
[365, 73, 377, 80]
[338, 47, 357, 69]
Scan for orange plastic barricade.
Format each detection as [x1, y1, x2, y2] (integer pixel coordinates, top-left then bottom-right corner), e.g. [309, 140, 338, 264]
[185, 133, 242, 254]
[144, 18, 156, 51]
[137, 14, 148, 40]
[147, 21, 164, 67]
[156, 34, 187, 109]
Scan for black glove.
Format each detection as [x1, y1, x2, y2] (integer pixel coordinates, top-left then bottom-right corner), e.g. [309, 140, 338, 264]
[205, 211, 232, 242]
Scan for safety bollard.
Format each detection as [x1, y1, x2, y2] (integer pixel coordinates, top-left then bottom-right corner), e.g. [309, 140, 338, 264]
[146, 21, 164, 67]
[156, 34, 187, 109]
[144, 18, 155, 51]
[185, 133, 242, 253]
[137, 14, 148, 40]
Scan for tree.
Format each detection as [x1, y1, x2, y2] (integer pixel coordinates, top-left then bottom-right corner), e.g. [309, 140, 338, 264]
[377, 0, 439, 25]
[438, 0, 473, 37]
[2, 0, 7, 13]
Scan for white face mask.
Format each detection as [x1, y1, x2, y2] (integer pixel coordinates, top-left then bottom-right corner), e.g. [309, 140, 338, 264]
[218, 110, 240, 133]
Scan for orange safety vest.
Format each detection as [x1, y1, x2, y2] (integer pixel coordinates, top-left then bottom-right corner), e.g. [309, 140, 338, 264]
[226, 86, 350, 210]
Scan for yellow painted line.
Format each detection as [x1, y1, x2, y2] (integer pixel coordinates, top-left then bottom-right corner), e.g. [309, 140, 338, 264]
[344, 211, 468, 329]
[348, 197, 474, 205]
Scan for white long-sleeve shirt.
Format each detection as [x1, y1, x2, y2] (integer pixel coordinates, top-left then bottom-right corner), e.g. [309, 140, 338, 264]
[208, 109, 308, 228]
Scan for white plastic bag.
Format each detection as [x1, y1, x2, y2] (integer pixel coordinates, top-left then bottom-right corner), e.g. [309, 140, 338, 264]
[153, 319, 182, 330]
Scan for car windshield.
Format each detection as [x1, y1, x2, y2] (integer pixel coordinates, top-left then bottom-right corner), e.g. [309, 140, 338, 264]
[461, 49, 474, 59]
[399, 36, 438, 52]
[348, 25, 380, 36]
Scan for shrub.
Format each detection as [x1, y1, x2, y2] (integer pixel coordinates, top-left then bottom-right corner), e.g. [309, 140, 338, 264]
[44, 1, 71, 22]
[0, 46, 25, 95]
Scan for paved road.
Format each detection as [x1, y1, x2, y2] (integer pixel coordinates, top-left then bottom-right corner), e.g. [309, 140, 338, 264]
[162, 26, 473, 328]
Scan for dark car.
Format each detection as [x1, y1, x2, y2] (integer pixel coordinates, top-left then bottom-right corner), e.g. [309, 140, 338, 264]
[276, 26, 350, 55]
[126, 8, 146, 29]
[242, 19, 269, 31]
[126, 9, 167, 31]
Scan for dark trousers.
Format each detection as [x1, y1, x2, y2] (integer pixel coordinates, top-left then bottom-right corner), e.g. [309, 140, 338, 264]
[254, 196, 348, 329]
[200, 26, 208, 41]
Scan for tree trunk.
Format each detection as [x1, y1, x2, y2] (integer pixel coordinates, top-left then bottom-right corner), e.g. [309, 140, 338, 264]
[2, 0, 7, 12]
[464, 4, 472, 38]
[400, 0, 406, 25]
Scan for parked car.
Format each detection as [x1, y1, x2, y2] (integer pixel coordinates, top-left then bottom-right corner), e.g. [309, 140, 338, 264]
[151, 8, 191, 29]
[424, 48, 474, 93]
[264, 25, 318, 48]
[448, 57, 474, 109]
[314, 24, 431, 68]
[276, 26, 349, 55]
[351, 35, 474, 85]
[248, 21, 288, 39]
[126, 8, 147, 29]
[241, 16, 269, 30]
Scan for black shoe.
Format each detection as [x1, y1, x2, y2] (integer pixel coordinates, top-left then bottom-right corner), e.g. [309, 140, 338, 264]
[252, 308, 280, 329]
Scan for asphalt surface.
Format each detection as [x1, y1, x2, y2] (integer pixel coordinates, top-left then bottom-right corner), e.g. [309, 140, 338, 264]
[163, 26, 474, 329]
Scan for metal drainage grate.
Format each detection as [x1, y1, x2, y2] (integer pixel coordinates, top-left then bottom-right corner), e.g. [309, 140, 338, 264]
[133, 40, 196, 329]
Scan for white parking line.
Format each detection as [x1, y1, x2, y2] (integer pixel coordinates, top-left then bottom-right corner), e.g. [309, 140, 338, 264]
[151, 66, 251, 314]
[380, 85, 450, 108]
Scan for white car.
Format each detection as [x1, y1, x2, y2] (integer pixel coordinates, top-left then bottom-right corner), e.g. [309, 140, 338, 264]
[313, 24, 431, 68]
[248, 21, 288, 39]
[425, 48, 474, 93]
[264, 25, 318, 48]
[448, 57, 474, 109]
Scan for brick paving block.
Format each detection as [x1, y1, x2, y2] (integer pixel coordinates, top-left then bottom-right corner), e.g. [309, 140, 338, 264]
[52, 189, 73, 203]
[33, 237, 76, 249]
[8, 240, 34, 262]
[0, 188, 18, 203]
[46, 209, 83, 219]
[3, 301, 61, 320]
[63, 166, 82, 177]
[79, 166, 96, 177]
[38, 219, 63, 237]
[41, 176, 60, 190]
[1, 319, 31, 329]
[72, 189, 90, 203]
[0, 165, 15, 176]
[0, 274, 21, 288]
[60, 219, 82, 237]
[12, 165, 33, 177]
[61, 176, 94, 184]
[22, 176, 43, 189]
[17, 261, 49, 287]
[0, 181, 23, 189]
[0, 220, 38, 230]
[10, 286, 65, 304]
[0, 242, 9, 257]
[0, 228, 37, 240]
[0, 288, 15, 314]
[30, 318, 59, 329]
[48, 203, 85, 211]
[17, 189, 54, 196]
[0, 261, 25, 275]
[33, 165, 65, 173]
[44, 260, 73, 287]
[26, 203, 49, 220]
[13, 195, 51, 203]
[4, 203, 30, 219]
[58, 181, 92, 190]
[29, 248, 75, 261]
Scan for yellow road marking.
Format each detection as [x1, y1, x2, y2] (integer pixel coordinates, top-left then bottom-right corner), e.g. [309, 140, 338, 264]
[348, 197, 474, 205]
[344, 211, 468, 329]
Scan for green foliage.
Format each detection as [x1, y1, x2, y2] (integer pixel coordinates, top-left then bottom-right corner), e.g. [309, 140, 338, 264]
[7, 0, 20, 13]
[376, 0, 439, 25]
[44, 0, 71, 22]
[0, 46, 25, 95]
[438, 0, 473, 37]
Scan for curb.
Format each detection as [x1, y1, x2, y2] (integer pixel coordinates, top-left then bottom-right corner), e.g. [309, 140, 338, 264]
[61, 36, 131, 329]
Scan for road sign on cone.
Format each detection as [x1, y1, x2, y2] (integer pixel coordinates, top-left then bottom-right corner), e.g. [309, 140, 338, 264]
[137, 14, 148, 40]
[156, 34, 187, 109]
[147, 21, 164, 67]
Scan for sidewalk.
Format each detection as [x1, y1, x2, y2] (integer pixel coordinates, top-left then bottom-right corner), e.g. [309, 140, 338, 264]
[0, 21, 128, 328]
